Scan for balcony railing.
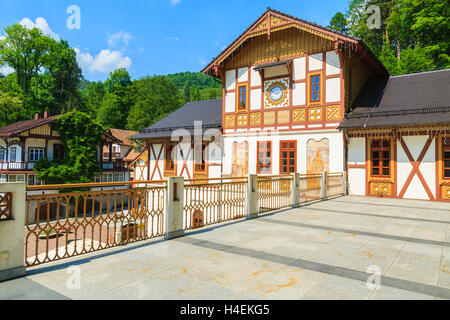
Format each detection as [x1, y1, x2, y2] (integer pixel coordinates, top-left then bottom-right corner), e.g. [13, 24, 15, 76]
[103, 152, 121, 160]
[0, 162, 35, 170]
[102, 160, 126, 170]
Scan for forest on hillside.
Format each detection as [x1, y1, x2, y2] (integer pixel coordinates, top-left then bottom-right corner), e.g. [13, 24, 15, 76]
[0, 0, 448, 132]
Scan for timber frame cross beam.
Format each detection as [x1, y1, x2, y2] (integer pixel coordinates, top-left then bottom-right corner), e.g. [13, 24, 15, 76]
[398, 135, 435, 200]
[150, 144, 163, 181]
[179, 146, 192, 179]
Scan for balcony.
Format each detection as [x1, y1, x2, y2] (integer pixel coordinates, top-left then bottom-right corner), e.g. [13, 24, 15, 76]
[0, 162, 35, 171]
[103, 152, 121, 160]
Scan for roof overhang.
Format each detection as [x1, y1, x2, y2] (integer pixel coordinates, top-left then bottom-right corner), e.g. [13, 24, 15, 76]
[202, 8, 388, 78]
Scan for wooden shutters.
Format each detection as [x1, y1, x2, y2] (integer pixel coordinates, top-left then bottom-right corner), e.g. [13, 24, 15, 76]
[280, 140, 297, 173]
[443, 138, 450, 179]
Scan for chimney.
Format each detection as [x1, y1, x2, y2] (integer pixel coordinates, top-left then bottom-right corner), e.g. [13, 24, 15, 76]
[34, 113, 39, 120]
[44, 111, 48, 118]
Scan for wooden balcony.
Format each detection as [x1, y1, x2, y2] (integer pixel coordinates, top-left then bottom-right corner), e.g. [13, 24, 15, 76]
[0, 162, 36, 171]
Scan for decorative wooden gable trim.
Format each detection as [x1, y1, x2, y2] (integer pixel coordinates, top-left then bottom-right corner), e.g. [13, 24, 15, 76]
[202, 9, 359, 77]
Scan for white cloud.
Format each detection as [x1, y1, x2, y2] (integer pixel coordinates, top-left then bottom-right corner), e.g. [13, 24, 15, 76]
[165, 36, 179, 41]
[75, 48, 132, 74]
[171, 0, 181, 5]
[198, 57, 207, 66]
[19, 17, 60, 40]
[107, 31, 132, 47]
[0, 65, 14, 76]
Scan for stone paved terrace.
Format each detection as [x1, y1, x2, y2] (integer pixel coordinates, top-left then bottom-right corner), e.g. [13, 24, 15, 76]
[0, 195, 449, 300]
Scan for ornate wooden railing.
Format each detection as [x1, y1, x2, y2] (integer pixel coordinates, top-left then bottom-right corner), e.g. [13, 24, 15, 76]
[183, 177, 247, 230]
[327, 172, 344, 198]
[257, 175, 293, 214]
[25, 181, 165, 267]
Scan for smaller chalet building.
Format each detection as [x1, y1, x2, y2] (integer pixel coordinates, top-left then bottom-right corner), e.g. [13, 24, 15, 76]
[340, 69, 450, 201]
[132, 99, 223, 181]
[0, 113, 128, 185]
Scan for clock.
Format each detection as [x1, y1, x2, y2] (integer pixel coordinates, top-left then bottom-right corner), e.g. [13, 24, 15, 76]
[270, 85, 283, 101]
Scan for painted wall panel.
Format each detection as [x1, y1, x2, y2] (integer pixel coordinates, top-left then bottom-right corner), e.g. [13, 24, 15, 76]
[348, 138, 365, 165]
[293, 57, 306, 80]
[397, 143, 413, 196]
[250, 67, 261, 86]
[225, 92, 235, 113]
[309, 53, 323, 71]
[348, 168, 366, 195]
[326, 51, 340, 75]
[237, 67, 248, 83]
[250, 88, 262, 110]
[225, 69, 235, 90]
[292, 82, 306, 106]
[419, 138, 436, 198]
[326, 77, 341, 103]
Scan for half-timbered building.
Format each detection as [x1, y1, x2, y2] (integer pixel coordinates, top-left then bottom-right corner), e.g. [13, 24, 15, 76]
[340, 69, 450, 201]
[0, 113, 128, 185]
[132, 99, 223, 181]
[201, 8, 387, 178]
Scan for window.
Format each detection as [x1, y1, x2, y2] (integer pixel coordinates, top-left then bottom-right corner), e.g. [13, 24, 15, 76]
[112, 144, 120, 153]
[310, 75, 321, 102]
[371, 139, 391, 177]
[257, 142, 272, 174]
[53, 144, 64, 161]
[29, 148, 44, 162]
[8, 174, 25, 182]
[0, 149, 5, 161]
[194, 144, 207, 172]
[443, 138, 450, 179]
[10, 147, 17, 162]
[102, 173, 113, 182]
[0, 174, 6, 182]
[237, 85, 247, 110]
[165, 144, 175, 171]
[114, 172, 125, 182]
[27, 175, 42, 186]
[280, 141, 296, 174]
[94, 174, 101, 183]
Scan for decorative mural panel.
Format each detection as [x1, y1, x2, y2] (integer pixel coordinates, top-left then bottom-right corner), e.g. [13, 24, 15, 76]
[225, 115, 235, 128]
[292, 108, 306, 123]
[326, 105, 340, 121]
[277, 110, 290, 124]
[306, 138, 329, 174]
[308, 107, 322, 121]
[237, 114, 248, 126]
[232, 141, 248, 177]
[250, 112, 261, 126]
[264, 78, 290, 108]
[264, 111, 276, 125]
[370, 182, 392, 196]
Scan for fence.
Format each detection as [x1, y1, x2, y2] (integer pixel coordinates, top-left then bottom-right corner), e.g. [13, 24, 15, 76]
[257, 175, 293, 213]
[24, 181, 165, 267]
[183, 177, 247, 230]
[0, 172, 346, 271]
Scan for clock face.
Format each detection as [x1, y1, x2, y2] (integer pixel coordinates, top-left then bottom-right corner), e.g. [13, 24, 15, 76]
[270, 85, 283, 101]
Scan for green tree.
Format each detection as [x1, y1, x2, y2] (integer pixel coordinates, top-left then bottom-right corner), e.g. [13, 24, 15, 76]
[127, 75, 183, 131]
[97, 68, 132, 129]
[329, 12, 348, 33]
[34, 111, 104, 184]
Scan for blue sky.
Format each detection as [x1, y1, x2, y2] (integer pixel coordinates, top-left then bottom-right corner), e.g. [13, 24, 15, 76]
[0, 0, 348, 81]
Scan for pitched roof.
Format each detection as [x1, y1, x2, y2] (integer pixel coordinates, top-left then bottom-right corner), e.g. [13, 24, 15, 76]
[202, 8, 387, 76]
[108, 129, 137, 146]
[132, 99, 222, 140]
[0, 115, 59, 137]
[340, 69, 450, 129]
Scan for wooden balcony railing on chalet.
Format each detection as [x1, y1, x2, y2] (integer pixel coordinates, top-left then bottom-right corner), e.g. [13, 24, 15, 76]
[103, 152, 121, 160]
[0, 162, 36, 171]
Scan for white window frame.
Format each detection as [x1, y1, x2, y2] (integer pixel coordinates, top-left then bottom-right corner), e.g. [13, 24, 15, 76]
[29, 148, 45, 162]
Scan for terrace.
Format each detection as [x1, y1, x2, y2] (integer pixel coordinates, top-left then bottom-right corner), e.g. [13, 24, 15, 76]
[0, 175, 449, 300]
